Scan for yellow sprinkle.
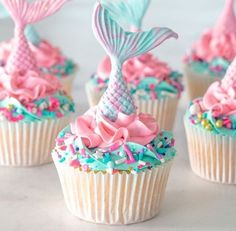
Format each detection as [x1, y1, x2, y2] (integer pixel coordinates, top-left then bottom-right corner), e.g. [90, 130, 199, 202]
[7, 104, 13, 111]
[205, 124, 212, 131]
[197, 113, 203, 120]
[216, 120, 223, 128]
[201, 119, 209, 127]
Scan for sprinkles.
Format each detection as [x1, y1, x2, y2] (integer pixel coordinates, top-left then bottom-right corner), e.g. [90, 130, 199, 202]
[53, 129, 176, 174]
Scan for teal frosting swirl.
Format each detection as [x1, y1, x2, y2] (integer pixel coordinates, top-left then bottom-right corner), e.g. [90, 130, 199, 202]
[41, 59, 77, 78]
[90, 71, 183, 100]
[186, 57, 230, 78]
[52, 127, 176, 174]
[0, 91, 74, 123]
[186, 100, 236, 137]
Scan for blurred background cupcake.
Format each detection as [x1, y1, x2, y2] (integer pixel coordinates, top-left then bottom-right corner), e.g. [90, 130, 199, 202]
[183, 0, 236, 100]
[53, 2, 177, 225]
[184, 58, 236, 184]
[0, 4, 78, 95]
[0, 0, 74, 167]
[86, 0, 183, 130]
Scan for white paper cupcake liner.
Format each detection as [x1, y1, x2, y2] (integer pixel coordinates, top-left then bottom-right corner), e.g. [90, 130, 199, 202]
[183, 64, 221, 100]
[184, 118, 236, 184]
[54, 160, 173, 225]
[136, 97, 179, 131]
[0, 116, 72, 167]
[60, 68, 78, 94]
[86, 82, 103, 107]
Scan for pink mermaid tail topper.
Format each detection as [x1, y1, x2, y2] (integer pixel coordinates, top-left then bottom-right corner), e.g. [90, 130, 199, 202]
[2, 0, 69, 74]
[214, 0, 236, 35]
[93, 3, 178, 121]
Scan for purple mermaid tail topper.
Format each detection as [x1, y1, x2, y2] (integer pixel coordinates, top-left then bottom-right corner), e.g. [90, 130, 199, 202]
[92, 3, 178, 121]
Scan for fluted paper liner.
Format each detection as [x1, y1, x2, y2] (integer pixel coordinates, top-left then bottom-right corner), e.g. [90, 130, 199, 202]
[136, 97, 179, 131]
[86, 83, 179, 131]
[183, 63, 221, 100]
[60, 68, 78, 94]
[0, 116, 71, 167]
[54, 160, 173, 225]
[184, 118, 236, 184]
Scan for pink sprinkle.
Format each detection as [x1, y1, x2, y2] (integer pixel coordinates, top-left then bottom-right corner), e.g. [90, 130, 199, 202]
[138, 164, 144, 169]
[149, 84, 155, 90]
[60, 146, 67, 151]
[124, 144, 135, 164]
[109, 143, 120, 152]
[226, 123, 232, 129]
[69, 144, 76, 155]
[70, 159, 81, 168]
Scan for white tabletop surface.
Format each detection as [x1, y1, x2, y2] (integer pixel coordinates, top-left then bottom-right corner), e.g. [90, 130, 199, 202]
[0, 1, 236, 230]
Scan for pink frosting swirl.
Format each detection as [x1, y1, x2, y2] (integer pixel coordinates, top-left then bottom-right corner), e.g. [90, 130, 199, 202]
[202, 66, 236, 117]
[29, 40, 66, 68]
[71, 107, 159, 149]
[192, 29, 236, 62]
[97, 53, 172, 82]
[0, 39, 65, 68]
[0, 67, 61, 103]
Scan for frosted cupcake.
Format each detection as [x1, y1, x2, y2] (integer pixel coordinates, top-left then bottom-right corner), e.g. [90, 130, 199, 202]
[0, 6, 78, 94]
[0, 0, 74, 167]
[183, 0, 236, 100]
[184, 57, 236, 184]
[86, 0, 183, 130]
[52, 3, 177, 225]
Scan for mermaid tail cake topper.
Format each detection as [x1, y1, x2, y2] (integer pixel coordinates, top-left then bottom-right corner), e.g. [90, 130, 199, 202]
[0, 3, 42, 46]
[93, 3, 178, 121]
[101, 0, 150, 31]
[214, 0, 236, 35]
[1, 0, 69, 74]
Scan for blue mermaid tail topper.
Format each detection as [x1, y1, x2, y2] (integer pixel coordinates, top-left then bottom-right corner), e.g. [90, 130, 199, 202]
[101, 0, 150, 31]
[93, 3, 178, 121]
[0, 3, 41, 46]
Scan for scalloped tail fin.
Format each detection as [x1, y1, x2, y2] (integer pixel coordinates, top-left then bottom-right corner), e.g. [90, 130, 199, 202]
[2, 0, 68, 73]
[101, 0, 150, 31]
[93, 3, 178, 121]
[93, 3, 178, 65]
[214, 0, 236, 35]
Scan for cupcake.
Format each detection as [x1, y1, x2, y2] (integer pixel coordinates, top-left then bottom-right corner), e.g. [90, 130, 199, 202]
[183, 0, 236, 100]
[0, 6, 78, 94]
[86, 0, 183, 131]
[52, 2, 177, 225]
[0, 0, 74, 167]
[184, 57, 236, 184]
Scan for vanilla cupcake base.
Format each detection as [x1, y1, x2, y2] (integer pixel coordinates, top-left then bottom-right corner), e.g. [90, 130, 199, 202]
[0, 116, 72, 167]
[60, 68, 78, 94]
[184, 118, 236, 184]
[183, 64, 221, 100]
[86, 82, 103, 107]
[54, 160, 173, 225]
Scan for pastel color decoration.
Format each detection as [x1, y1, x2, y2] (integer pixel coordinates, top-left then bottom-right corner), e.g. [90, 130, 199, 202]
[2, 0, 69, 73]
[214, 0, 236, 35]
[101, 0, 150, 31]
[0, 3, 42, 46]
[93, 3, 178, 121]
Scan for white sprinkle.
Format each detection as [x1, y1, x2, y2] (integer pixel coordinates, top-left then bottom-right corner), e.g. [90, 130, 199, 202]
[189, 104, 200, 115]
[157, 141, 163, 148]
[115, 157, 127, 165]
[94, 151, 104, 159]
[39, 102, 47, 110]
[138, 160, 146, 166]
[31, 107, 37, 114]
